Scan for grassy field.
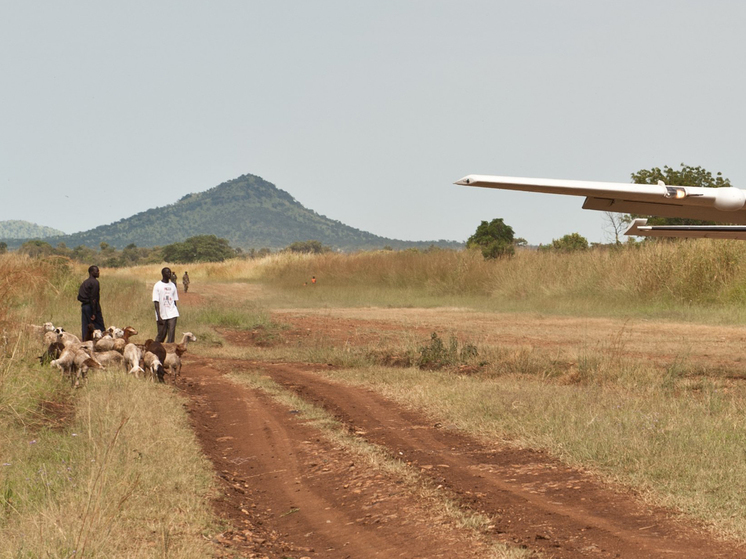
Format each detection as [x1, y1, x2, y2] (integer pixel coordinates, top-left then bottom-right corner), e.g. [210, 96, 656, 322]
[0, 256, 217, 558]
[4, 241, 746, 554]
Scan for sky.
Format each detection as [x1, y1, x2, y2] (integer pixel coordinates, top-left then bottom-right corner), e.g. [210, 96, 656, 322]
[2, 1, 746, 245]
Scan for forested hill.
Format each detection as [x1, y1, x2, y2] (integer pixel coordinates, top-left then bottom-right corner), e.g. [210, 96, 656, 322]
[7, 174, 461, 251]
[0, 220, 65, 239]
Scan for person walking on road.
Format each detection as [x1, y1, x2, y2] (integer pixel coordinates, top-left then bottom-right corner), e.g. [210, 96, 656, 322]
[153, 267, 179, 343]
[77, 265, 105, 340]
[182, 271, 190, 293]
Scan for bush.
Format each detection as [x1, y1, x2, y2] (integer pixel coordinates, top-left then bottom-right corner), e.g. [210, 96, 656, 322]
[466, 219, 515, 259]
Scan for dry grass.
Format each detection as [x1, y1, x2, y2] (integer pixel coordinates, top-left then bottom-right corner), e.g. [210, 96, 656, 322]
[0, 254, 220, 558]
[252, 241, 746, 319]
[7, 240, 746, 552]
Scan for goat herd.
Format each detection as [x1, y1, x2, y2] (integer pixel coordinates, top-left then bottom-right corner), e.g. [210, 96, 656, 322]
[32, 322, 197, 387]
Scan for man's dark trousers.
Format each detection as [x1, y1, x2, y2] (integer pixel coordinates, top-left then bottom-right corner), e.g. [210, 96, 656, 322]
[155, 318, 177, 343]
[81, 304, 105, 340]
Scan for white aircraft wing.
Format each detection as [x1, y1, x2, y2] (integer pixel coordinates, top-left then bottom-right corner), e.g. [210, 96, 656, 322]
[625, 219, 746, 240]
[455, 175, 746, 225]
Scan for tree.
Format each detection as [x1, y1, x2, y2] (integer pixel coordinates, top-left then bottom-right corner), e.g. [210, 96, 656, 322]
[603, 212, 630, 245]
[0, 242, 7, 254]
[18, 240, 54, 258]
[630, 164, 731, 226]
[161, 235, 237, 263]
[466, 218, 515, 259]
[285, 240, 331, 254]
[550, 232, 589, 252]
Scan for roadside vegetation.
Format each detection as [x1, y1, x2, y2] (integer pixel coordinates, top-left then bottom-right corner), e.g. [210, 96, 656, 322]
[5, 238, 746, 554]
[0, 254, 216, 558]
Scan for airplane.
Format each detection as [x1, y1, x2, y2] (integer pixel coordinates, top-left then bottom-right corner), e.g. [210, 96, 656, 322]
[454, 174, 746, 240]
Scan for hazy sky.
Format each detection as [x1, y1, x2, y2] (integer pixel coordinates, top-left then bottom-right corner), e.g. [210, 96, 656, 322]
[2, 1, 746, 245]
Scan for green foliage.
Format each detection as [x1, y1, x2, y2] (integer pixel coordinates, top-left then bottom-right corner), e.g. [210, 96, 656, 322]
[550, 232, 589, 252]
[0, 219, 65, 239]
[161, 235, 238, 263]
[13, 240, 163, 268]
[18, 240, 55, 258]
[631, 164, 731, 226]
[284, 240, 332, 254]
[0, 242, 7, 254]
[418, 332, 480, 370]
[466, 218, 515, 259]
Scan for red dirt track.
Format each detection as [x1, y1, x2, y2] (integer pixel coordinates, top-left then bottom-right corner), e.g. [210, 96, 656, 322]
[179, 341, 744, 558]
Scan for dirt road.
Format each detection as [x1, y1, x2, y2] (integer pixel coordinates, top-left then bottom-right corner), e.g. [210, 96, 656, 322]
[177, 309, 745, 559]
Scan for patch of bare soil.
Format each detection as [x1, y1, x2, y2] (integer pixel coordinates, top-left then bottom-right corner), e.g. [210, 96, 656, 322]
[179, 355, 743, 558]
[182, 357, 497, 559]
[177, 308, 746, 558]
[36, 398, 76, 431]
[274, 308, 746, 375]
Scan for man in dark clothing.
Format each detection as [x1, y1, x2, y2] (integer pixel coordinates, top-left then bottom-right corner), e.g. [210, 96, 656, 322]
[77, 265, 105, 340]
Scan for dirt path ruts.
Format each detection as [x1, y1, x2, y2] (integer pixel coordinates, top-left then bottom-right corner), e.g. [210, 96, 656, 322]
[253, 361, 743, 559]
[182, 355, 743, 559]
[183, 357, 496, 559]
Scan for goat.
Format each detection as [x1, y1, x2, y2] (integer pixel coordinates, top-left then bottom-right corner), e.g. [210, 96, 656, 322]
[143, 351, 165, 383]
[26, 322, 55, 341]
[106, 326, 125, 338]
[95, 326, 137, 353]
[122, 342, 143, 377]
[95, 350, 124, 369]
[43, 330, 58, 346]
[145, 340, 167, 382]
[56, 328, 82, 349]
[51, 345, 102, 387]
[163, 345, 187, 377]
[161, 332, 197, 354]
[71, 350, 102, 388]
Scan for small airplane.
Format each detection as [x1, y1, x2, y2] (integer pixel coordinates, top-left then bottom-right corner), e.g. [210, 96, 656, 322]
[455, 174, 746, 240]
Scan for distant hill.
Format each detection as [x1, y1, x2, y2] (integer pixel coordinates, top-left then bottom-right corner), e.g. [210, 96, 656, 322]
[3, 174, 461, 251]
[0, 220, 65, 239]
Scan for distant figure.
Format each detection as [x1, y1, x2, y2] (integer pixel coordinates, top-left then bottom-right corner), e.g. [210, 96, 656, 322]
[311, 276, 317, 285]
[170, 270, 177, 283]
[182, 271, 190, 293]
[77, 265, 105, 340]
[153, 267, 179, 343]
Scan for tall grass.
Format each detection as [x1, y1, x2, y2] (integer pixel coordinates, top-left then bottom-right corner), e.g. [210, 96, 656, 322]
[0, 254, 220, 558]
[249, 241, 746, 319]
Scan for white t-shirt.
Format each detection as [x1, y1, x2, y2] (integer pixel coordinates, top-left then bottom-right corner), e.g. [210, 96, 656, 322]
[152, 280, 180, 320]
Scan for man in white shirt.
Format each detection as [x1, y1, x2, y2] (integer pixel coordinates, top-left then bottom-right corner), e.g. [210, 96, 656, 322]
[153, 267, 180, 343]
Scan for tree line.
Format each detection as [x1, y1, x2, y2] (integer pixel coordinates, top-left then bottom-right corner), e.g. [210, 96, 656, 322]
[9, 235, 341, 266]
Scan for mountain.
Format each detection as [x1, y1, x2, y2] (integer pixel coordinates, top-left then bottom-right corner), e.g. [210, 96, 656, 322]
[0, 220, 66, 239]
[3, 174, 461, 251]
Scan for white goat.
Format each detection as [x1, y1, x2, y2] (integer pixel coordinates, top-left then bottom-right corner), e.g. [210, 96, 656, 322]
[122, 343, 143, 377]
[94, 350, 124, 369]
[51, 345, 102, 387]
[95, 326, 137, 353]
[163, 345, 187, 377]
[56, 328, 82, 349]
[43, 330, 58, 346]
[142, 351, 164, 383]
